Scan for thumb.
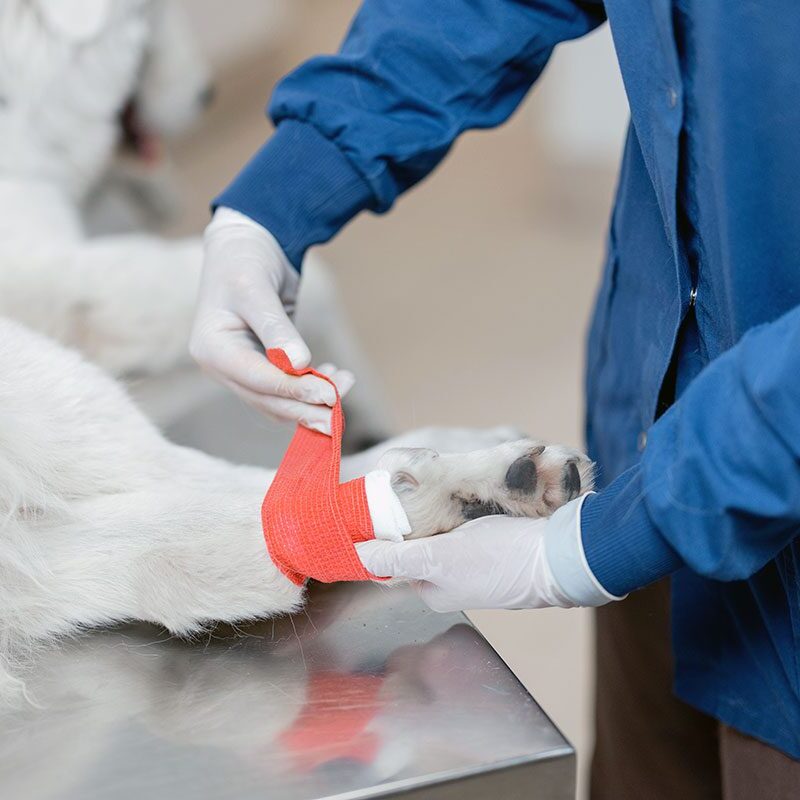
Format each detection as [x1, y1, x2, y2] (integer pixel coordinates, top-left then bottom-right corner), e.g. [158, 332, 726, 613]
[415, 582, 461, 613]
[355, 539, 434, 581]
[243, 291, 311, 370]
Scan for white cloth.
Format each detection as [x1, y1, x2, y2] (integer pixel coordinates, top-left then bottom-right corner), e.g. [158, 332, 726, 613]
[364, 470, 411, 542]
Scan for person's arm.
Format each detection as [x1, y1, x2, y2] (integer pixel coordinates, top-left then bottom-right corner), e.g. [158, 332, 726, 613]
[581, 303, 800, 596]
[216, 0, 606, 268]
[193, 0, 606, 426]
[358, 304, 800, 610]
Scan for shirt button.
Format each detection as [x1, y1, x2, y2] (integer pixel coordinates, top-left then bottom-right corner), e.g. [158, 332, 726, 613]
[667, 87, 678, 108]
[637, 431, 648, 452]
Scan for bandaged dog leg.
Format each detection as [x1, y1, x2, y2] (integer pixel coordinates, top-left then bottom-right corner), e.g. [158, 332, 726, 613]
[261, 349, 409, 585]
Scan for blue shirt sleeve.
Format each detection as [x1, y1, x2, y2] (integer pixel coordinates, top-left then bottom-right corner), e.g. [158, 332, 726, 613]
[215, 0, 606, 266]
[582, 304, 800, 596]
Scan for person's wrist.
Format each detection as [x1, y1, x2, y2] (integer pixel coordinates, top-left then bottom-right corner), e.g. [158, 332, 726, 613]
[207, 207, 297, 280]
[543, 493, 626, 607]
[213, 120, 375, 268]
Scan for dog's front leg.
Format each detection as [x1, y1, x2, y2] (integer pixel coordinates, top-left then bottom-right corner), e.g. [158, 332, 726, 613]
[72, 234, 203, 376]
[128, 455, 307, 633]
[340, 425, 526, 481]
[8, 469, 302, 650]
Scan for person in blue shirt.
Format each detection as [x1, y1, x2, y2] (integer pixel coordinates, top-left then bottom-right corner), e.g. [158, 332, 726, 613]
[190, 2, 800, 796]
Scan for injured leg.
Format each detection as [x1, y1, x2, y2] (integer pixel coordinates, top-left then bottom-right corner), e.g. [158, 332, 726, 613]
[263, 349, 594, 584]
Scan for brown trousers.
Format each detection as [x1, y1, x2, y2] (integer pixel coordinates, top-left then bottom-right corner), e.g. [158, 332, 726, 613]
[590, 579, 800, 800]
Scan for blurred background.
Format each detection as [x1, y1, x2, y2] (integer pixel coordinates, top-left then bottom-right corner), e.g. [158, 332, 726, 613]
[162, 1, 628, 795]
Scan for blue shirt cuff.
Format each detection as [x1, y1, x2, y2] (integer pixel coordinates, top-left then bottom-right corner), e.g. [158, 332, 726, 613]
[213, 120, 375, 269]
[581, 465, 683, 596]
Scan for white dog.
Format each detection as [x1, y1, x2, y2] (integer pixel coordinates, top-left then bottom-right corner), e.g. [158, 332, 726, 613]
[0, 0, 594, 700]
[0, 316, 593, 699]
[0, 0, 211, 375]
[0, 0, 389, 447]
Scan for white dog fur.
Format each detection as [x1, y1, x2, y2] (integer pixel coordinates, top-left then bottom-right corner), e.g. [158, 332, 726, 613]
[0, 0, 210, 374]
[0, 0, 594, 700]
[0, 0, 390, 444]
[0, 316, 592, 699]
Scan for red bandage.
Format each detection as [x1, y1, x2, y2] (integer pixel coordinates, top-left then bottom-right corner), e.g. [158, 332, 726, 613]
[278, 672, 384, 771]
[261, 348, 383, 585]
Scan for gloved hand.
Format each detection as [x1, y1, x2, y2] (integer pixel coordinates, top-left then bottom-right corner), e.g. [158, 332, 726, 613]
[190, 207, 353, 433]
[355, 494, 623, 612]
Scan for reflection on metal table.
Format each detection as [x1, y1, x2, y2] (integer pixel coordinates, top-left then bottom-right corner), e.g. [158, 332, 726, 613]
[0, 581, 574, 800]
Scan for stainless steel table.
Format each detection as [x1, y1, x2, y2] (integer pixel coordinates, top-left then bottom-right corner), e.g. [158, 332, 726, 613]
[0, 582, 574, 800]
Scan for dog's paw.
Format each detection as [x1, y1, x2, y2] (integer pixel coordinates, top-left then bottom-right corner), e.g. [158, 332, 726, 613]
[379, 438, 594, 539]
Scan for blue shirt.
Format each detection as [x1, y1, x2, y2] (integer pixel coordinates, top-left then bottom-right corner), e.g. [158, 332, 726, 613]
[216, 0, 800, 758]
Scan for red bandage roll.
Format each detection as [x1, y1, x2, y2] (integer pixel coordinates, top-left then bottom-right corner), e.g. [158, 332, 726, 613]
[261, 348, 384, 585]
[278, 672, 384, 771]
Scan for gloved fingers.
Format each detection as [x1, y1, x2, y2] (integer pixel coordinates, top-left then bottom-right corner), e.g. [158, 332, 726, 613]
[355, 539, 435, 581]
[195, 326, 337, 407]
[414, 581, 465, 614]
[445, 514, 545, 536]
[316, 363, 356, 399]
[226, 365, 354, 432]
[220, 377, 334, 434]
[239, 287, 312, 371]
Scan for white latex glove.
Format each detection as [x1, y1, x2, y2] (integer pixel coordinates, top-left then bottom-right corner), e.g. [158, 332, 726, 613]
[356, 494, 623, 612]
[190, 207, 353, 433]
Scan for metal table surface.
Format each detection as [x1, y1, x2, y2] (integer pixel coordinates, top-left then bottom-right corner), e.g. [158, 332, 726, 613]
[0, 582, 574, 800]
